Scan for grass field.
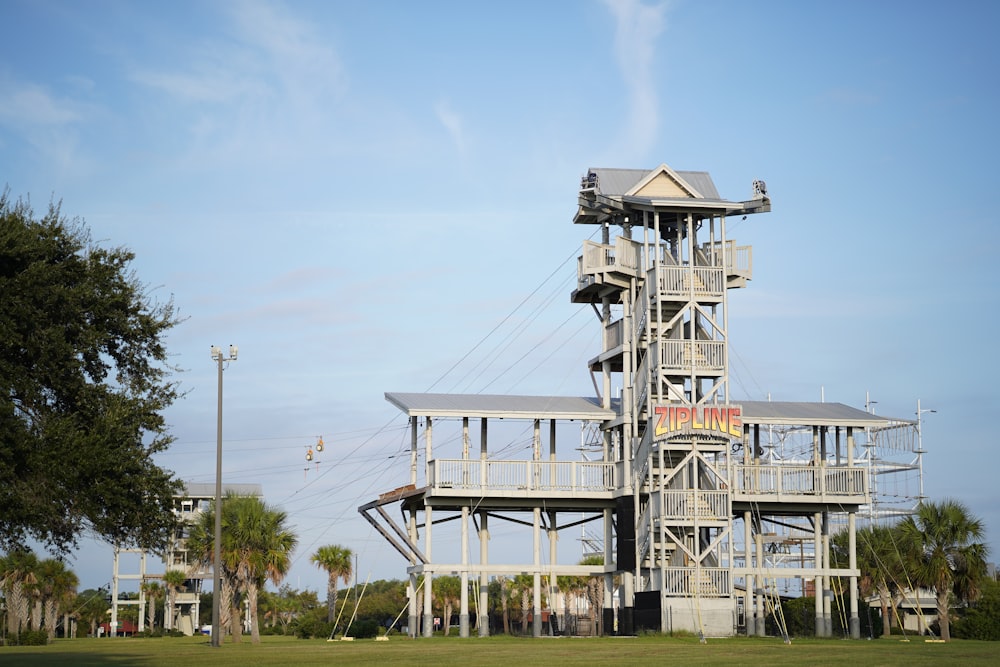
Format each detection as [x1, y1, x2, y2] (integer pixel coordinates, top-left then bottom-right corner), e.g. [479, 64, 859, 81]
[2, 634, 998, 667]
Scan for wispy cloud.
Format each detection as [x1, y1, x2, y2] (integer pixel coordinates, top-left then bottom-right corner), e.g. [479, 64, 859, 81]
[126, 0, 348, 168]
[434, 99, 466, 155]
[0, 79, 83, 126]
[602, 0, 669, 161]
[0, 75, 93, 172]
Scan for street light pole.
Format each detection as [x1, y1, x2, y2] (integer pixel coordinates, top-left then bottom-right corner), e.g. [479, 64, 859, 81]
[210, 345, 238, 647]
[915, 399, 935, 504]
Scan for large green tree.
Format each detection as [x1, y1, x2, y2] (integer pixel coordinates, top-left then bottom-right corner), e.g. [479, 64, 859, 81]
[898, 499, 989, 641]
[311, 544, 352, 624]
[0, 192, 182, 553]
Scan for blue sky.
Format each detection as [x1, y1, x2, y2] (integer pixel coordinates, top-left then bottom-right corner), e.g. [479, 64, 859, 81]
[2, 0, 998, 596]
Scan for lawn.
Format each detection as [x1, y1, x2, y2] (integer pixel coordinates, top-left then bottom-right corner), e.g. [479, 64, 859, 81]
[3, 634, 997, 667]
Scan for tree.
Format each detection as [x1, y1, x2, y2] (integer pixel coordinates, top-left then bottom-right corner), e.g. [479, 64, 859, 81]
[36, 557, 78, 640]
[311, 544, 352, 624]
[434, 575, 462, 636]
[953, 575, 1000, 640]
[580, 555, 605, 636]
[73, 588, 110, 637]
[140, 580, 162, 632]
[0, 191, 183, 555]
[161, 569, 187, 631]
[898, 499, 989, 641]
[186, 493, 298, 644]
[0, 548, 38, 637]
[832, 524, 903, 637]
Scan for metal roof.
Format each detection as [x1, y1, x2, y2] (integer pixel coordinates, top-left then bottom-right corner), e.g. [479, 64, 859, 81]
[181, 482, 263, 499]
[385, 393, 909, 428]
[740, 401, 910, 428]
[588, 167, 722, 200]
[385, 392, 614, 421]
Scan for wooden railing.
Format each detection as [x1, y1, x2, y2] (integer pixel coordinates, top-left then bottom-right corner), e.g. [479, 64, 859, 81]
[662, 567, 731, 596]
[656, 266, 724, 298]
[429, 459, 616, 493]
[659, 490, 729, 520]
[733, 464, 867, 497]
[577, 237, 642, 285]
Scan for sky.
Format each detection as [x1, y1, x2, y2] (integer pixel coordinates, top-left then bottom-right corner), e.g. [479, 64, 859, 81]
[2, 0, 999, 597]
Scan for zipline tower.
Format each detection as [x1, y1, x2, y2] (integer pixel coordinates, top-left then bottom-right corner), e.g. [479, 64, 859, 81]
[572, 165, 770, 634]
[367, 162, 903, 640]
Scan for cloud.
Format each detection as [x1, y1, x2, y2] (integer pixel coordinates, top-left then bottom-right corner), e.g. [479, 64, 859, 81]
[602, 0, 669, 160]
[0, 79, 83, 127]
[125, 0, 349, 169]
[434, 99, 466, 155]
[0, 75, 95, 173]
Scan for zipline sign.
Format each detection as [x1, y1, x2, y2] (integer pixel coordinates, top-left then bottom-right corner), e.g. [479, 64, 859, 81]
[653, 404, 743, 440]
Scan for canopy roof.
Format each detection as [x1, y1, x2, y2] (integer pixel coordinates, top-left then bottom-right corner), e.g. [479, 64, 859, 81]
[385, 392, 910, 427]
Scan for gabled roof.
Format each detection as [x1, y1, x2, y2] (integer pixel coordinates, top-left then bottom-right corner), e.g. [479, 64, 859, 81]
[626, 163, 705, 199]
[587, 166, 721, 200]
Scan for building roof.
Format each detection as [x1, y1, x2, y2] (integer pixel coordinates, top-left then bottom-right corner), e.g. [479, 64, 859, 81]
[588, 167, 722, 200]
[739, 401, 911, 428]
[384, 392, 910, 428]
[181, 482, 263, 499]
[385, 392, 614, 421]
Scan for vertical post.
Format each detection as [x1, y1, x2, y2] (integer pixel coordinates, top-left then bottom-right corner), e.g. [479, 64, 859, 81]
[212, 350, 223, 647]
[460, 506, 469, 638]
[814, 511, 823, 637]
[111, 548, 120, 637]
[533, 509, 542, 637]
[479, 512, 490, 637]
[423, 505, 433, 638]
[848, 512, 860, 638]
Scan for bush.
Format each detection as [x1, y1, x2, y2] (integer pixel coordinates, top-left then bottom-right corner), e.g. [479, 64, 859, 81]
[7, 630, 49, 646]
[291, 615, 334, 640]
[349, 619, 379, 639]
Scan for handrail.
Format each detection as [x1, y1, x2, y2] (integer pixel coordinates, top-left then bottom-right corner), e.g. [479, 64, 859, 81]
[430, 459, 616, 493]
[733, 464, 868, 496]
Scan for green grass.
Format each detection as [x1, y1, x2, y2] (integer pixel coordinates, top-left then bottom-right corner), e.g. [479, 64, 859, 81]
[3, 634, 997, 667]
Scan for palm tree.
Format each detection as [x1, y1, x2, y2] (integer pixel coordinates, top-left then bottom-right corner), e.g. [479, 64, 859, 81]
[512, 574, 535, 634]
[311, 544, 353, 624]
[832, 524, 903, 637]
[187, 493, 297, 644]
[495, 575, 511, 634]
[141, 580, 163, 631]
[74, 588, 110, 637]
[434, 575, 462, 636]
[580, 554, 604, 636]
[36, 558, 78, 640]
[898, 499, 989, 641]
[228, 495, 297, 643]
[161, 569, 187, 631]
[0, 549, 38, 637]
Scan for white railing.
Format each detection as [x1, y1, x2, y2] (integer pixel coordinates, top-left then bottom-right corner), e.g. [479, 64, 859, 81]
[701, 240, 752, 277]
[635, 349, 650, 410]
[430, 459, 616, 493]
[604, 319, 623, 351]
[656, 266, 724, 297]
[577, 238, 641, 285]
[658, 339, 725, 374]
[733, 464, 868, 497]
[662, 567, 731, 597]
[660, 490, 729, 520]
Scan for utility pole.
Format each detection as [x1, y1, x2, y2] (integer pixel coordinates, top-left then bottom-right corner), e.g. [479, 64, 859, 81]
[210, 344, 238, 647]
